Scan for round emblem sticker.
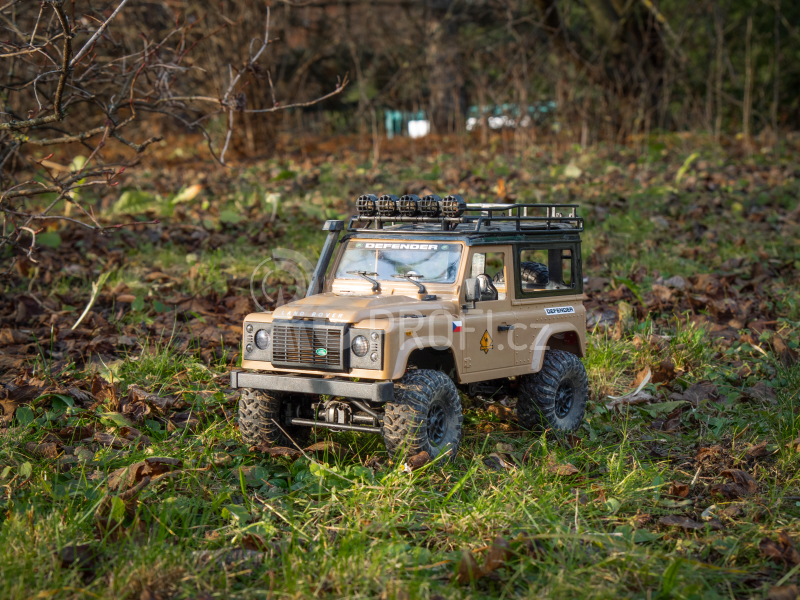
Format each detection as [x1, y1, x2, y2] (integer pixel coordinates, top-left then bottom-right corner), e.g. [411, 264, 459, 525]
[355, 242, 364, 248]
[315, 348, 328, 357]
[441, 245, 449, 249]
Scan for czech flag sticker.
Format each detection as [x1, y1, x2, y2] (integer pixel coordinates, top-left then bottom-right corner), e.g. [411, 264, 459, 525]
[452, 320, 462, 332]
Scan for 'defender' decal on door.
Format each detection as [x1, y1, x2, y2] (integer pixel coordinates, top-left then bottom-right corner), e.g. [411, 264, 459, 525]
[544, 306, 576, 315]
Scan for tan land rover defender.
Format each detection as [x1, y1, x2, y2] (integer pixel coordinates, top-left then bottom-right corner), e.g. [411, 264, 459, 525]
[231, 195, 587, 460]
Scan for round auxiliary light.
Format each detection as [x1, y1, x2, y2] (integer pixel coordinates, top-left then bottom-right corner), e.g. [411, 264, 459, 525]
[246, 343, 254, 353]
[351, 335, 369, 357]
[246, 324, 253, 333]
[370, 352, 379, 362]
[441, 194, 467, 218]
[356, 194, 378, 216]
[399, 194, 420, 216]
[419, 194, 442, 217]
[377, 194, 399, 216]
[370, 331, 379, 341]
[254, 329, 270, 350]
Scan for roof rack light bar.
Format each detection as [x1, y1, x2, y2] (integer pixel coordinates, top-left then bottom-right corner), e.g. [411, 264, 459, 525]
[347, 197, 583, 234]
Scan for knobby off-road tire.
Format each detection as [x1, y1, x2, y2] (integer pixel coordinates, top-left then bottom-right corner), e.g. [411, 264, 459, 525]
[238, 389, 310, 448]
[382, 370, 462, 461]
[517, 349, 588, 432]
[493, 261, 549, 287]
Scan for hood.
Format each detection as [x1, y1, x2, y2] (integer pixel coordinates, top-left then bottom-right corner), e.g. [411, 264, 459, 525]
[270, 292, 457, 324]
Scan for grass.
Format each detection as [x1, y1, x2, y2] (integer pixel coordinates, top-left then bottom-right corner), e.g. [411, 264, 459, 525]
[2, 134, 800, 598]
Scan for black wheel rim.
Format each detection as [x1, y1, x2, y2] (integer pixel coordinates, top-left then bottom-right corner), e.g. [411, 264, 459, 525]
[427, 401, 446, 445]
[554, 381, 574, 419]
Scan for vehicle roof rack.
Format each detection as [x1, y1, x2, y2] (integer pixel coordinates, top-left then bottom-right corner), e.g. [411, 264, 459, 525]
[346, 194, 583, 235]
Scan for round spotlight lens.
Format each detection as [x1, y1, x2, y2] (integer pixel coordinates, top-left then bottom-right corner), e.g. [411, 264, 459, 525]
[442, 194, 467, 217]
[246, 343, 253, 353]
[351, 335, 369, 357]
[370, 332, 379, 341]
[378, 194, 399, 216]
[420, 194, 442, 217]
[255, 329, 270, 350]
[399, 194, 420, 216]
[370, 352, 379, 362]
[246, 324, 253, 333]
[356, 194, 378, 216]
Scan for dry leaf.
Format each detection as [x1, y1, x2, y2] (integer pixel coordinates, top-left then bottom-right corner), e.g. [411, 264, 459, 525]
[487, 404, 515, 422]
[651, 358, 676, 384]
[546, 458, 579, 476]
[709, 469, 757, 499]
[304, 441, 351, 460]
[658, 515, 704, 530]
[93, 432, 130, 449]
[483, 536, 511, 574]
[24, 442, 60, 459]
[668, 481, 690, 498]
[250, 445, 302, 460]
[455, 549, 481, 585]
[108, 457, 183, 492]
[404, 451, 430, 472]
[746, 441, 770, 458]
[760, 533, 800, 567]
[768, 585, 799, 600]
[483, 453, 512, 471]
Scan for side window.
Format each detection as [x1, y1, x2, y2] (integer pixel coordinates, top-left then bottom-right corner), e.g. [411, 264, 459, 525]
[470, 251, 506, 300]
[517, 247, 575, 295]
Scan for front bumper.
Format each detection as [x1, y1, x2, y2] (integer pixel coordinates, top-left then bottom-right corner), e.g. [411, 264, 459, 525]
[230, 371, 394, 403]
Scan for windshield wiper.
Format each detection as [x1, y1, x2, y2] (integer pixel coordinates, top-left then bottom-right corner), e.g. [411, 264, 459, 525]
[391, 272, 427, 295]
[346, 271, 380, 292]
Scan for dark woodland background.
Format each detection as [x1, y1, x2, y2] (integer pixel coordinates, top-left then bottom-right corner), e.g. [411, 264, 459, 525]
[1, 0, 797, 164]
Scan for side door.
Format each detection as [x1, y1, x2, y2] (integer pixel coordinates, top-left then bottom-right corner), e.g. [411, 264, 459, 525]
[459, 246, 516, 375]
[511, 242, 582, 368]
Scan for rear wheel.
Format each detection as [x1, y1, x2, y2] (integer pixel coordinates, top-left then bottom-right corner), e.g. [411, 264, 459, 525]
[517, 350, 587, 432]
[382, 370, 462, 461]
[238, 389, 311, 448]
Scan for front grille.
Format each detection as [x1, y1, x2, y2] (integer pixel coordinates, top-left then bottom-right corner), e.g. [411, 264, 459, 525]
[271, 322, 346, 371]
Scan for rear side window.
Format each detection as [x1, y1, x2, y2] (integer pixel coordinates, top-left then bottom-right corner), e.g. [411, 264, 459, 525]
[515, 246, 578, 297]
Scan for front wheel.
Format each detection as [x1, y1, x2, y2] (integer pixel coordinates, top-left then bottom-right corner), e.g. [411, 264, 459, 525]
[238, 389, 310, 448]
[517, 350, 588, 432]
[382, 370, 462, 461]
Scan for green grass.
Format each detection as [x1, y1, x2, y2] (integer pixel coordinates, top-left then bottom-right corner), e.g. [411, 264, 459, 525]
[2, 136, 800, 598]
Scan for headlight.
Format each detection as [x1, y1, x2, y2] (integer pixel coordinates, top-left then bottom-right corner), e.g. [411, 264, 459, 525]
[246, 343, 253, 353]
[370, 352, 379, 362]
[255, 329, 270, 350]
[351, 335, 369, 357]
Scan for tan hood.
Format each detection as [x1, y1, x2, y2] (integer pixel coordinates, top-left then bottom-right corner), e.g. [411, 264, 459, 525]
[270, 292, 458, 324]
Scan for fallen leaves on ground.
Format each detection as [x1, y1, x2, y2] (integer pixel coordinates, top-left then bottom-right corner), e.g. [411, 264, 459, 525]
[659, 515, 722, 531]
[403, 451, 430, 472]
[709, 469, 757, 499]
[545, 457, 579, 476]
[768, 585, 800, 600]
[108, 457, 183, 492]
[248, 445, 303, 460]
[455, 537, 511, 585]
[760, 533, 800, 567]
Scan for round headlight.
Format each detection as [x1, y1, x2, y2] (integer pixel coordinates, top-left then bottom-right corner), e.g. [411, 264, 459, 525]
[370, 352, 379, 362]
[255, 329, 270, 350]
[351, 335, 369, 357]
[245, 343, 253, 353]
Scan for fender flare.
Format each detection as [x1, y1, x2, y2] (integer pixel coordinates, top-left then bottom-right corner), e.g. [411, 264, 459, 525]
[530, 323, 585, 373]
[390, 336, 454, 380]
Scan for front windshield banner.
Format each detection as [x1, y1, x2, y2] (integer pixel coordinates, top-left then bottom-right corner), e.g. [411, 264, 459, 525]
[335, 241, 463, 283]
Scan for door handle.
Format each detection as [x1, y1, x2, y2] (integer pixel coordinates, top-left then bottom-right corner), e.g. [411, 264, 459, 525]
[497, 324, 514, 331]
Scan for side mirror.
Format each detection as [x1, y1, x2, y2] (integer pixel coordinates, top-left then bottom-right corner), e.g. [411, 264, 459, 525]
[464, 278, 479, 304]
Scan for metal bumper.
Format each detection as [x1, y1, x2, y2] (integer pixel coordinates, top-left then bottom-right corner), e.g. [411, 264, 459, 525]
[230, 371, 394, 403]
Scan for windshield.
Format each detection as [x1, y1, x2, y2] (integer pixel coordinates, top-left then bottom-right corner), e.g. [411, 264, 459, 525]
[334, 241, 463, 283]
